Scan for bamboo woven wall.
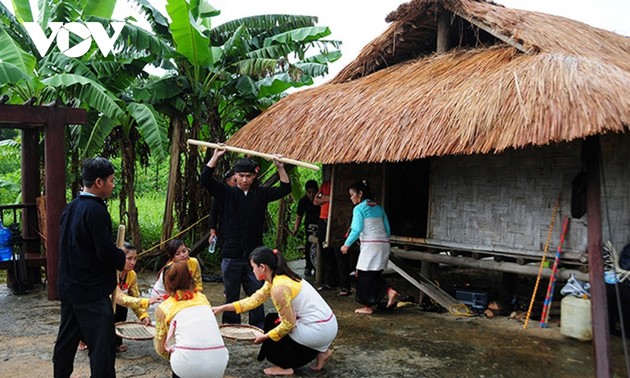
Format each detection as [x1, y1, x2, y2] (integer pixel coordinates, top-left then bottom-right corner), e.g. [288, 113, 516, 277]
[600, 133, 630, 250]
[428, 135, 630, 257]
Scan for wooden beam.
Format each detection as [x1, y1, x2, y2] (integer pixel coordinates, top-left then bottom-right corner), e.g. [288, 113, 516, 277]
[389, 254, 462, 311]
[584, 136, 612, 377]
[390, 235, 585, 261]
[454, 11, 530, 54]
[392, 247, 589, 281]
[0, 105, 87, 127]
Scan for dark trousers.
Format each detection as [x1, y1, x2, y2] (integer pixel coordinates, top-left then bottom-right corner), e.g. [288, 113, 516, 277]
[318, 219, 338, 287]
[114, 304, 128, 346]
[334, 248, 351, 291]
[303, 225, 317, 271]
[221, 257, 265, 329]
[53, 296, 117, 378]
[356, 270, 389, 307]
[318, 219, 350, 290]
[258, 313, 318, 369]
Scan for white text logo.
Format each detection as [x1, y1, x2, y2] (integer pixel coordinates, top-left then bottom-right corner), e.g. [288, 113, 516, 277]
[23, 22, 125, 58]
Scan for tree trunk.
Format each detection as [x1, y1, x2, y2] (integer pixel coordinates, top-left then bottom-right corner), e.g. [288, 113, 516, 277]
[179, 117, 201, 243]
[162, 117, 183, 244]
[275, 196, 294, 251]
[121, 137, 142, 252]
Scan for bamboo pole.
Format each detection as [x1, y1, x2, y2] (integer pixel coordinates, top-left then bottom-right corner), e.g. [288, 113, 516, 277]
[523, 195, 560, 330]
[116, 225, 126, 248]
[187, 139, 319, 171]
[540, 216, 570, 328]
[113, 224, 126, 310]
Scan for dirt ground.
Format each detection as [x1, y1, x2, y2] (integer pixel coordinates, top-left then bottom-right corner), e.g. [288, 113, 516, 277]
[1, 261, 629, 378]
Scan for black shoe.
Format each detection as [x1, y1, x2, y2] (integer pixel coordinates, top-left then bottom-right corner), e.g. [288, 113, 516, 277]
[304, 268, 313, 276]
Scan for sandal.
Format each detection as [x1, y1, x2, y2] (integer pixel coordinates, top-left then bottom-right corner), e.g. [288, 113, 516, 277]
[317, 285, 333, 292]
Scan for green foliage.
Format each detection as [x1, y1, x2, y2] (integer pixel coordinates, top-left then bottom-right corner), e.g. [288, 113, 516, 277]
[108, 194, 164, 252]
[0, 139, 21, 205]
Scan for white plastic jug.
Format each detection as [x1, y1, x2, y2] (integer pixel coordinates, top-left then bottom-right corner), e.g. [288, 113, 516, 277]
[560, 295, 592, 341]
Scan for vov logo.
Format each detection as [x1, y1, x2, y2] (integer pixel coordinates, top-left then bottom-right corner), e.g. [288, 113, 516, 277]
[23, 22, 126, 58]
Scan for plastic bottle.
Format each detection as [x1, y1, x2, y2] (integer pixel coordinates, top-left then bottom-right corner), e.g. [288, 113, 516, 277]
[0, 221, 12, 262]
[208, 235, 217, 254]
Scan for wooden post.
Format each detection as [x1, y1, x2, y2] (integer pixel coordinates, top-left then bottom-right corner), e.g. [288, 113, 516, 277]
[420, 9, 451, 292]
[584, 136, 612, 377]
[45, 112, 66, 300]
[21, 128, 41, 256]
[437, 9, 451, 53]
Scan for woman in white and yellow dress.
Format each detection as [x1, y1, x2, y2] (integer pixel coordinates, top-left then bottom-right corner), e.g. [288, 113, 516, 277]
[154, 261, 228, 378]
[213, 246, 337, 376]
[152, 239, 203, 299]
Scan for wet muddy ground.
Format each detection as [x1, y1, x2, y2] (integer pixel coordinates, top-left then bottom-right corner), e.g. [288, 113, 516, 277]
[1, 261, 629, 377]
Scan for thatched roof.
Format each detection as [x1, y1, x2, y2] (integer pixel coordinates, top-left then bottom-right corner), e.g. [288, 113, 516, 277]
[228, 0, 630, 164]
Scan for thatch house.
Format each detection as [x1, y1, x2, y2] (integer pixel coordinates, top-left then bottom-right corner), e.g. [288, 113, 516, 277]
[228, 0, 630, 284]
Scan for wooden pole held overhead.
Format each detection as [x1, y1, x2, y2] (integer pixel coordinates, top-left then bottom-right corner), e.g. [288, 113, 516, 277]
[187, 139, 319, 171]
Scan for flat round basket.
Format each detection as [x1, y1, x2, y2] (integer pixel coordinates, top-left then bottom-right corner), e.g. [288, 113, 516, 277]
[219, 324, 264, 341]
[114, 322, 156, 340]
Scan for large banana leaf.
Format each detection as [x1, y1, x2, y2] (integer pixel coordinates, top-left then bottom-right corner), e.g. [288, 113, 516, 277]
[52, 1, 83, 24]
[133, 75, 185, 103]
[302, 50, 343, 64]
[42, 73, 124, 120]
[79, 116, 116, 159]
[83, 0, 117, 18]
[264, 26, 331, 47]
[246, 44, 293, 60]
[190, 0, 219, 31]
[166, 0, 212, 67]
[220, 24, 250, 63]
[116, 22, 175, 60]
[39, 52, 98, 81]
[0, 62, 31, 85]
[294, 62, 329, 78]
[210, 14, 318, 45]
[0, 28, 36, 74]
[0, 2, 35, 53]
[256, 72, 313, 98]
[127, 102, 169, 161]
[234, 76, 258, 98]
[132, 0, 171, 39]
[10, 0, 33, 22]
[235, 58, 278, 78]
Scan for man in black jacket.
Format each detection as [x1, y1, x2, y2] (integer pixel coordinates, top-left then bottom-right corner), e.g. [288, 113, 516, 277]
[201, 148, 290, 328]
[53, 157, 126, 378]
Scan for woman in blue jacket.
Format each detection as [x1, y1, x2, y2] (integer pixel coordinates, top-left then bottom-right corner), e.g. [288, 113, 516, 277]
[341, 180, 397, 314]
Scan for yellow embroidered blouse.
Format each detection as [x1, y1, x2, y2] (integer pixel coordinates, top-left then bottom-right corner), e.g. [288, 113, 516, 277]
[114, 270, 150, 321]
[233, 275, 301, 342]
[154, 292, 211, 360]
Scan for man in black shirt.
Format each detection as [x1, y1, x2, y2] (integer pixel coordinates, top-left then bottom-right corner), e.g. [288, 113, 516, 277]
[201, 148, 290, 328]
[208, 168, 236, 252]
[292, 180, 320, 276]
[53, 157, 126, 378]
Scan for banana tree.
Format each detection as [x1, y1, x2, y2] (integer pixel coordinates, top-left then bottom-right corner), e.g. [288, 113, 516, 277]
[0, 0, 172, 249]
[138, 0, 341, 242]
